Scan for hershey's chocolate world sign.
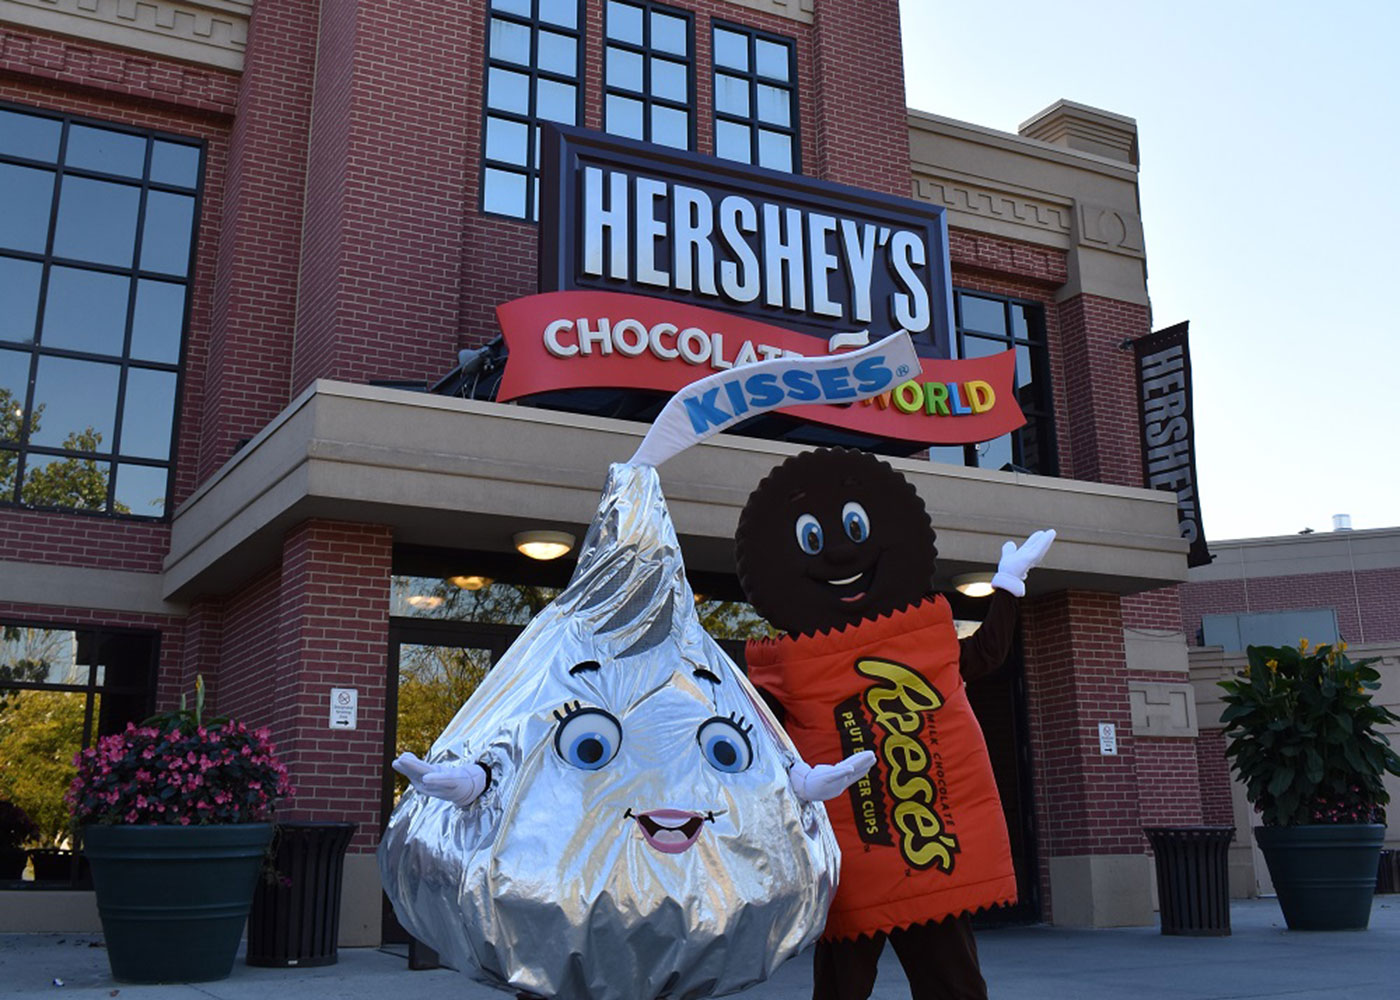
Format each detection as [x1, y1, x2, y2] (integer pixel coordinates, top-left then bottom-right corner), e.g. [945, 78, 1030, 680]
[537, 126, 956, 358]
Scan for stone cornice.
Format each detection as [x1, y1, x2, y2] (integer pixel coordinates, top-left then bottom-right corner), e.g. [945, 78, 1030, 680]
[0, 0, 250, 72]
[912, 170, 1074, 251]
[163, 381, 1187, 603]
[716, 0, 813, 25]
[908, 107, 1149, 304]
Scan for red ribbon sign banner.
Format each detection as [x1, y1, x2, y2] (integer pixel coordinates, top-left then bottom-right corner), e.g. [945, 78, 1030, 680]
[496, 291, 1025, 446]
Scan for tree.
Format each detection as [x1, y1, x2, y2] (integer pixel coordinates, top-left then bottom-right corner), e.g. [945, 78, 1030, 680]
[20, 427, 128, 513]
[696, 599, 777, 640]
[0, 387, 41, 498]
[0, 626, 73, 715]
[3, 386, 137, 512]
[0, 689, 85, 846]
[393, 644, 492, 800]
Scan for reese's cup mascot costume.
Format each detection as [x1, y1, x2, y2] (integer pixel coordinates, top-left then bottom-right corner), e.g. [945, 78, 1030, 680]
[736, 448, 1055, 1000]
[379, 335, 924, 1000]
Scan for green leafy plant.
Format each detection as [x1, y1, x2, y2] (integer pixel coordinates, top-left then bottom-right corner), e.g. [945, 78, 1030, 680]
[1219, 640, 1400, 826]
[66, 677, 293, 827]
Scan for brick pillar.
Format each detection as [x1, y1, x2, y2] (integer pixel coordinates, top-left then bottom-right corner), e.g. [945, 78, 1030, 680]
[809, 0, 908, 196]
[1197, 729, 1234, 826]
[171, 598, 224, 712]
[1022, 590, 1154, 926]
[199, 0, 319, 482]
[1054, 293, 1150, 487]
[290, 0, 474, 394]
[273, 520, 392, 852]
[1122, 584, 1205, 829]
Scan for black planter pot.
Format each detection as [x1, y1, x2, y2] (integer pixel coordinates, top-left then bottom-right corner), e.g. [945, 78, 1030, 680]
[83, 823, 273, 983]
[0, 846, 26, 880]
[29, 848, 93, 887]
[1254, 823, 1384, 931]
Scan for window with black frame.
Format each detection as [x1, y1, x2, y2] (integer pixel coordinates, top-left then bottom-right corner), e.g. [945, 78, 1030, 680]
[711, 23, 798, 173]
[0, 104, 202, 519]
[603, 0, 694, 151]
[481, 0, 585, 220]
[0, 624, 156, 887]
[927, 290, 1058, 475]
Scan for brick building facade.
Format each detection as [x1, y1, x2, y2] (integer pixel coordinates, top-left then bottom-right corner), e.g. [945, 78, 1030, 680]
[1, 0, 1201, 939]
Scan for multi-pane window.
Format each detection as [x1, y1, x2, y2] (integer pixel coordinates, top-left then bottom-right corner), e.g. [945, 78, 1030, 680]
[482, 0, 584, 220]
[0, 623, 156, 887]
[928, 291, 1057, 476]
[711, 23, 798, 172]
[0, 104, 202, 519]
[603, 0, 694, 151]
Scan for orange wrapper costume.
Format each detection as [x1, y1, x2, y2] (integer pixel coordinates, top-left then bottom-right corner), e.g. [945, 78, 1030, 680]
[746, 596, 1017, 941]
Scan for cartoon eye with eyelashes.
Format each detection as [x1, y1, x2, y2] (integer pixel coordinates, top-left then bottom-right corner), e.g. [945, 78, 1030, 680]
[696, 713, 754, 773]
[553, 701, 622, 770]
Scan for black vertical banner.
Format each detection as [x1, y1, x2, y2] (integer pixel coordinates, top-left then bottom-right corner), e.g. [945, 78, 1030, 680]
[1134, 322, 1212, 567]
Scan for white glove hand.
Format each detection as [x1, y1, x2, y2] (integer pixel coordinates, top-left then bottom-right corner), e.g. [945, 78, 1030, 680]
[788, 751, 877, 803]
[392, 751, 489, 808]
[991, 528, 1056, 597]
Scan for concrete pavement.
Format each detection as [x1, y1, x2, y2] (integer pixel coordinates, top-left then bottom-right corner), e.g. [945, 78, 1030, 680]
[3, 898, 1396, 999]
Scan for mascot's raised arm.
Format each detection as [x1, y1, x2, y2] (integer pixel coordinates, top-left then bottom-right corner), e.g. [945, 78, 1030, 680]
[735, 446, 1054, 1000]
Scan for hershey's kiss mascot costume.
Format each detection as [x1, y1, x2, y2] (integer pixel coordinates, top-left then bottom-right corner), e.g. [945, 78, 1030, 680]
[379, 336, 926, 1000]
[736, 448, 1055, 1000]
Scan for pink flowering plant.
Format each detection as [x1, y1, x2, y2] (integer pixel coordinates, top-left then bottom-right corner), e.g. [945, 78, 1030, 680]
[66, 677, 292, 827]
[1219, 639, 1400, 827]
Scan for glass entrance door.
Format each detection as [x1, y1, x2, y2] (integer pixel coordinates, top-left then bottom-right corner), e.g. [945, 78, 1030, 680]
[381, 618, 522, 944]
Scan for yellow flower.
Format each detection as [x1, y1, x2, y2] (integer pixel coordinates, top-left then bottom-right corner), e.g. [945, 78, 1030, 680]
[1340, 640, 1348, 652]
[1299, 637, 1310, 653]
[1266, 658, 1279, 672]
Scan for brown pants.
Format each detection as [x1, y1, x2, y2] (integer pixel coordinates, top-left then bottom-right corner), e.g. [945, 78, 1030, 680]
[812, 914, 987, 1000]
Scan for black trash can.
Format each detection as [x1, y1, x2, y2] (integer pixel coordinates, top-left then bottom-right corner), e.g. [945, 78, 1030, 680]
[246, 822, 357, 967]
[1144, 826, 1234, 936]
[1377, 849, 1399, 894]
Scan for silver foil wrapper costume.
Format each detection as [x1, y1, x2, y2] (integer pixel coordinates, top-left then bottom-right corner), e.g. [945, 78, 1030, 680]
[379, 463, 841, 1000]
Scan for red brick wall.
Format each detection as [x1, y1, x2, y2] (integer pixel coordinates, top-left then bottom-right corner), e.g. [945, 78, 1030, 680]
[1133, 737, 1202, 827]
[210, 567, 281, 726]
[198, 1, 319, 481]
[1021, 591, 1140, 918]
[808, 0, 907, 197]
[1196, 728, 1234, 826]
[0, 28, 239, 115]
[291, 1, 474, 394]
[1122, 587, 1183, 631]
[1056, 293, 1150, 487]
[1182, 567, 1400, 647]
[272, 521, 392, 851]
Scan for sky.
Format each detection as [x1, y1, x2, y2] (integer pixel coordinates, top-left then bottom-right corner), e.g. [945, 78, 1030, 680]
[899, 0, 1399, 542]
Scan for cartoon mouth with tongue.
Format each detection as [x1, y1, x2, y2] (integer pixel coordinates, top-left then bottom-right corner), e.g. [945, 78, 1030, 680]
[630, 808, 710, 854]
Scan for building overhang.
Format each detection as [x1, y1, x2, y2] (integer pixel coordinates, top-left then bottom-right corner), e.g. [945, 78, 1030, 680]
[163, 381, 1189, 602]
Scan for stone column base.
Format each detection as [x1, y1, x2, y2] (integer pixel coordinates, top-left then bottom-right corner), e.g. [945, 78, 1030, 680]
[1048, 853, 1155, 927]
[339, 851, 384, 946]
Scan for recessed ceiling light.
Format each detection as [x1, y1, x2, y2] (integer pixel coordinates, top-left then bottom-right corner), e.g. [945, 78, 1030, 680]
[952, 573, 996, 598]
[514, 530, 575, 561]
[449, 574, 492, 591]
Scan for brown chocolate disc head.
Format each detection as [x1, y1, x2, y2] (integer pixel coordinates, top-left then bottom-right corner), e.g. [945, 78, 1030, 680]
[735, 448, 937, 636]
